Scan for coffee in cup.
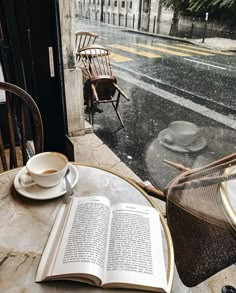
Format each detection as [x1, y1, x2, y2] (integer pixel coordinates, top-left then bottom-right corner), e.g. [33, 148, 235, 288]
[20, 152, 69, 188]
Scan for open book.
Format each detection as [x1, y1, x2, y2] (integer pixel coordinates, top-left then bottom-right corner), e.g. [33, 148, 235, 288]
[36, 195, 167, 292]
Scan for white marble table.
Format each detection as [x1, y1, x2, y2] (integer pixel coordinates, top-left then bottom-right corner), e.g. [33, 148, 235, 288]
[0, 163, 174, 293]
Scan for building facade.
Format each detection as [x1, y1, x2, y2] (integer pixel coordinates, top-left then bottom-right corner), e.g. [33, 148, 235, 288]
[76, 0, 173, 34]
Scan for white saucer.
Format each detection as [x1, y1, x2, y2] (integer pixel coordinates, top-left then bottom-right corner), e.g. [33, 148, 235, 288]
[158, 128, 207, 153]
[14, 163, 79, 200]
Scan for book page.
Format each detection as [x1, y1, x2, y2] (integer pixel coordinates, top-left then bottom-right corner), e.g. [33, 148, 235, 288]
[50, 196, 111, 284]
[103, 203, 167, 291]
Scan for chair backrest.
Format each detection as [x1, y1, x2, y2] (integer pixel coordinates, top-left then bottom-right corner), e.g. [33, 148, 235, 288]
[75, 31, 98, 57]
[78, 45, 113, 79]
[166, 162, 236, 287]
[0, 81, 44, 171]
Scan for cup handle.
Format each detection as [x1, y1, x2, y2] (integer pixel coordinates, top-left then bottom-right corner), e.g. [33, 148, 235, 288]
[164, 131, 174, 145]
[20, 173, 36, 187]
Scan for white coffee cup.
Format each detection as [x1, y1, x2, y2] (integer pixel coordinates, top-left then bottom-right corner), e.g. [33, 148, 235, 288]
[20, 152, 69, 188]
[168, 121, 199, 146]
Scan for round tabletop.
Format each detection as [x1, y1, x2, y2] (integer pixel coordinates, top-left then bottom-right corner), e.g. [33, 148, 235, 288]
[0, 163, 174, 293]
[144, 126, 236, 191]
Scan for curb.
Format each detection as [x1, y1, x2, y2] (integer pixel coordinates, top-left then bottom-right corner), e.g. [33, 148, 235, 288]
[123, 29, 236, 52]
[123, 29, 193, 44]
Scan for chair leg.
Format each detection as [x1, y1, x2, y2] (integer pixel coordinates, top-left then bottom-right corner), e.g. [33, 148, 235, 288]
[111, 102, 124, 128]
[0, 129, 8, 171]
[112, 92, 124, 127]
[88, 98, 94, 125]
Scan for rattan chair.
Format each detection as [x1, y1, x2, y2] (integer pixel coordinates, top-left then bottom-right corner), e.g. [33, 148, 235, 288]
[0, 81, 44, 171]
[147, 155, 236, 288]
[78, 45, 129, 127]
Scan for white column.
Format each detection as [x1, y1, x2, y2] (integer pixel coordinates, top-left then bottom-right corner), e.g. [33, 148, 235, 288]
[59, 0, 85, 136]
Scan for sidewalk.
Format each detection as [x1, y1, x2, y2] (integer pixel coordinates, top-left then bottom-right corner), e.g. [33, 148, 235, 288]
[70, 126, 141, 181]
[190, 37, 236, 52]
[124, 28, 236, 52]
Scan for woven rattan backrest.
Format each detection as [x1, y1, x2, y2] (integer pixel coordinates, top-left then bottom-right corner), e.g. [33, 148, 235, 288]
[0, 82, 44, 171]
[78, 45, 113, 79]
[166, 161, 236, 287]
[75, 31, 98, 54]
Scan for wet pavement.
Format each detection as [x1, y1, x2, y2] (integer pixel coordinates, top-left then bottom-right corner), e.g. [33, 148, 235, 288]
[77, 19, 236, 183]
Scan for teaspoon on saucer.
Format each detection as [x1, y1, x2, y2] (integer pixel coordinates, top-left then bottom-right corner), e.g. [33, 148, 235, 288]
[63, 169, 74, 203]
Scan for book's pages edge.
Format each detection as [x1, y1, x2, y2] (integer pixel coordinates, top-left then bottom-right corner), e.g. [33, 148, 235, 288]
[44, 198, 77, 278]
[35, 204, 67, 282]
[102, 282, 166, 293]
[43, 272, 102, 286]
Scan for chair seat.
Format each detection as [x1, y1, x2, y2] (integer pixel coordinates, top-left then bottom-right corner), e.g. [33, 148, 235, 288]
[84, 77, 117, 101]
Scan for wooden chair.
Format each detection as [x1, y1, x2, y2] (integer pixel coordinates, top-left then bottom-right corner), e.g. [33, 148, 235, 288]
[0, 82, 44, 171]
[75, 31, 98, 60]
[78, 45, 129, 127]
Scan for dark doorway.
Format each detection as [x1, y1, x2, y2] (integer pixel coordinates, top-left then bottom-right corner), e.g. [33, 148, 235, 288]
[0, 0, 68, 154]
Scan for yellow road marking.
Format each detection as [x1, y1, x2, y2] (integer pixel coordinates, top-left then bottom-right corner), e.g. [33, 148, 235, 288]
[110, 52, 132, 62]
[176, 43, 232, 55]
[109, 44, 162, 58]
[155, 43, 215, 56]
[134, 43, 192, 57]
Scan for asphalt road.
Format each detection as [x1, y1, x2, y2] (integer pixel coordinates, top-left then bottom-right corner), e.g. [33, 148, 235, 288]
[76, 18, 236, 181]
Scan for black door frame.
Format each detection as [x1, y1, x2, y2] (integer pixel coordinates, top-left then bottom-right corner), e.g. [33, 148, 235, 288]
[0, 0, 68, 155]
